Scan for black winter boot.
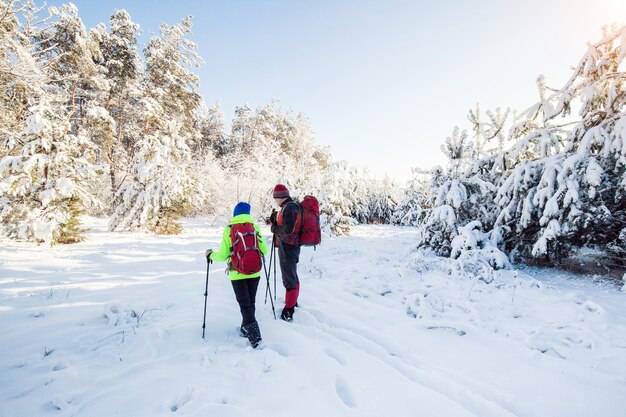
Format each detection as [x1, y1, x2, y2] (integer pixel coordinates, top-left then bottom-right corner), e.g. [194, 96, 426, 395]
[280, 307, 294, 322]
[242, 321, 262, 348]
[239, 324, 248, 338]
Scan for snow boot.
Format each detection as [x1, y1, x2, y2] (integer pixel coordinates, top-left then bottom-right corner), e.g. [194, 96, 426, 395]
[242, 321, 262, 348]
[280, 307, 294, 322]
[239, 324, 248, 338]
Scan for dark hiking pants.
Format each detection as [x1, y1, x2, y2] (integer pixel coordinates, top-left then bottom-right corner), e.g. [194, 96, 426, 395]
[278, 243, 300, 290]
[231, 277, 260, 326]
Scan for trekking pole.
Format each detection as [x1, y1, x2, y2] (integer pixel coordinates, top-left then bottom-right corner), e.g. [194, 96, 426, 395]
[202, 259, 210, 339]
[265, 238, 275, 304]
[262, 254, 276, 319]
[273, 235, 277, 301]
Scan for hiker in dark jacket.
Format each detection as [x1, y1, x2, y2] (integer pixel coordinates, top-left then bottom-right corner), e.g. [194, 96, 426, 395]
[205, 202, 268, 348]
[269, 184, 301, 322]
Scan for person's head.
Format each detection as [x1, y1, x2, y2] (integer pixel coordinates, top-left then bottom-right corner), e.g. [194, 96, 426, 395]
[272, 184, 289, 206]
[233, 201, 251, 217]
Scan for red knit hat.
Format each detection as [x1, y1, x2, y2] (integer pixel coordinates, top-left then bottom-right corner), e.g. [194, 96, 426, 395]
[273, 184, 290, 199]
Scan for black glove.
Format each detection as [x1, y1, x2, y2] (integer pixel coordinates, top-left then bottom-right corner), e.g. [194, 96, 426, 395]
[205, 249, 213, 263]
[269, 209, 278, 225]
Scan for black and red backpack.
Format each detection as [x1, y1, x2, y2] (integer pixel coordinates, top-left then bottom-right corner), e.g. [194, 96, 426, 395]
[229, 223, 262, 275]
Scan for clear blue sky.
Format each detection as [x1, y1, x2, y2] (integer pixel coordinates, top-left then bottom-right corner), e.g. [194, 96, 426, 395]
[46, 0, 625, 181]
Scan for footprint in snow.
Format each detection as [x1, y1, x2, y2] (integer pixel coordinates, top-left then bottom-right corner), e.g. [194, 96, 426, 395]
[52, 362, 67, 371]
[49, 396, 73, 411]
[426, 326, 467, 336]
[325, 348, 347, 366]
[335, 375, 356, 408]
[582, 301, 603, 314]
[169, 388, 194, 413]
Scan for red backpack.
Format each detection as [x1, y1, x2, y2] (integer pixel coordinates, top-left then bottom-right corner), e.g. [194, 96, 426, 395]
[229, 223, 262, 275]
[299, 195, 321, 247]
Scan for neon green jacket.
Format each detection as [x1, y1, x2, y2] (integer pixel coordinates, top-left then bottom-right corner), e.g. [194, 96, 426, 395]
[209, 214, 269, 280]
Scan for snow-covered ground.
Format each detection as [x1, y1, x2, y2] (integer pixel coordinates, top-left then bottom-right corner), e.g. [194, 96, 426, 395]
[1, 218, 625, 417]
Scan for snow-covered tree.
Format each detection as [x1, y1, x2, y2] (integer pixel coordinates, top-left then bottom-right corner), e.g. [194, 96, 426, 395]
[39, 3, 108, 129]
[494, 25, 626, 262]
[108, 17, 204, 233]
[368, 176, 400, 224]
[392, 169, 431, 226]
[1, 1, 99, 244]
[95, 9, 142, 194]
[143, 16, 202, 139]
[188, 148, 227, 217]
[216, 101, 331, 218]
[109, 120, 200, 234]
[2, 2, 347, 241]
[1, 98, 98, 244]
[418, 128, 480, 255]
[419, 25, 626, 266]
[314, 161, 359, 235]
[0, 0, 47, 144]
[194, 102, 227, 156]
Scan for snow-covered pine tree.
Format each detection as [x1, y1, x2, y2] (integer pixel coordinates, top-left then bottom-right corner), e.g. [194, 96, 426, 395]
[109, 120, 200, 234]
[1, 1, 99, 244]
[392, 168, 431, 227]
[108, 17, 203, 234]
[347, 166, 365, 226]
[220, 103, 279, 212]
[417, 128, 475, 256]
[368, 175, 400, 224]
[316, 161, 358, 235]
[229, 104, 254, 155]
[1, 98, 98, 244]
[40, 3, 108, 132]
[1, 0, 43, 142]
[37, 2, 113, 213]
[1, 0, 30, 128]
[188, 146, 227, 217]
[194, 102, 227, 156]
[494, 25, 626, 262]
[417, 123, 505, 263]
[142, 16, 202, 138]
[94, 9, 142, 195]
[187, 102, 228, 215]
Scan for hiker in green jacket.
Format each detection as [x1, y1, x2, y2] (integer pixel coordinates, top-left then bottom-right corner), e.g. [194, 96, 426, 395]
[205, 202, 269, 348]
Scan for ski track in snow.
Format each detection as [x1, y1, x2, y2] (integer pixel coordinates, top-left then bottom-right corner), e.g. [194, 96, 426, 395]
[0, 218, 625, 417]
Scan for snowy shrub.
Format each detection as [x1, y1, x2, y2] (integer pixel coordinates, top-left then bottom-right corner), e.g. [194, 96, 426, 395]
[451, 222, 510, 270]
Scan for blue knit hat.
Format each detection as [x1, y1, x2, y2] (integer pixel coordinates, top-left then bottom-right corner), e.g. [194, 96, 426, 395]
[233, 202, 251, 217]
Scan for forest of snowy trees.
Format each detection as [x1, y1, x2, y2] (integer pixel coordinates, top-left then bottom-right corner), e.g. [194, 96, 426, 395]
[1, 1, 624, 271]
[0, 1, 402, 244]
